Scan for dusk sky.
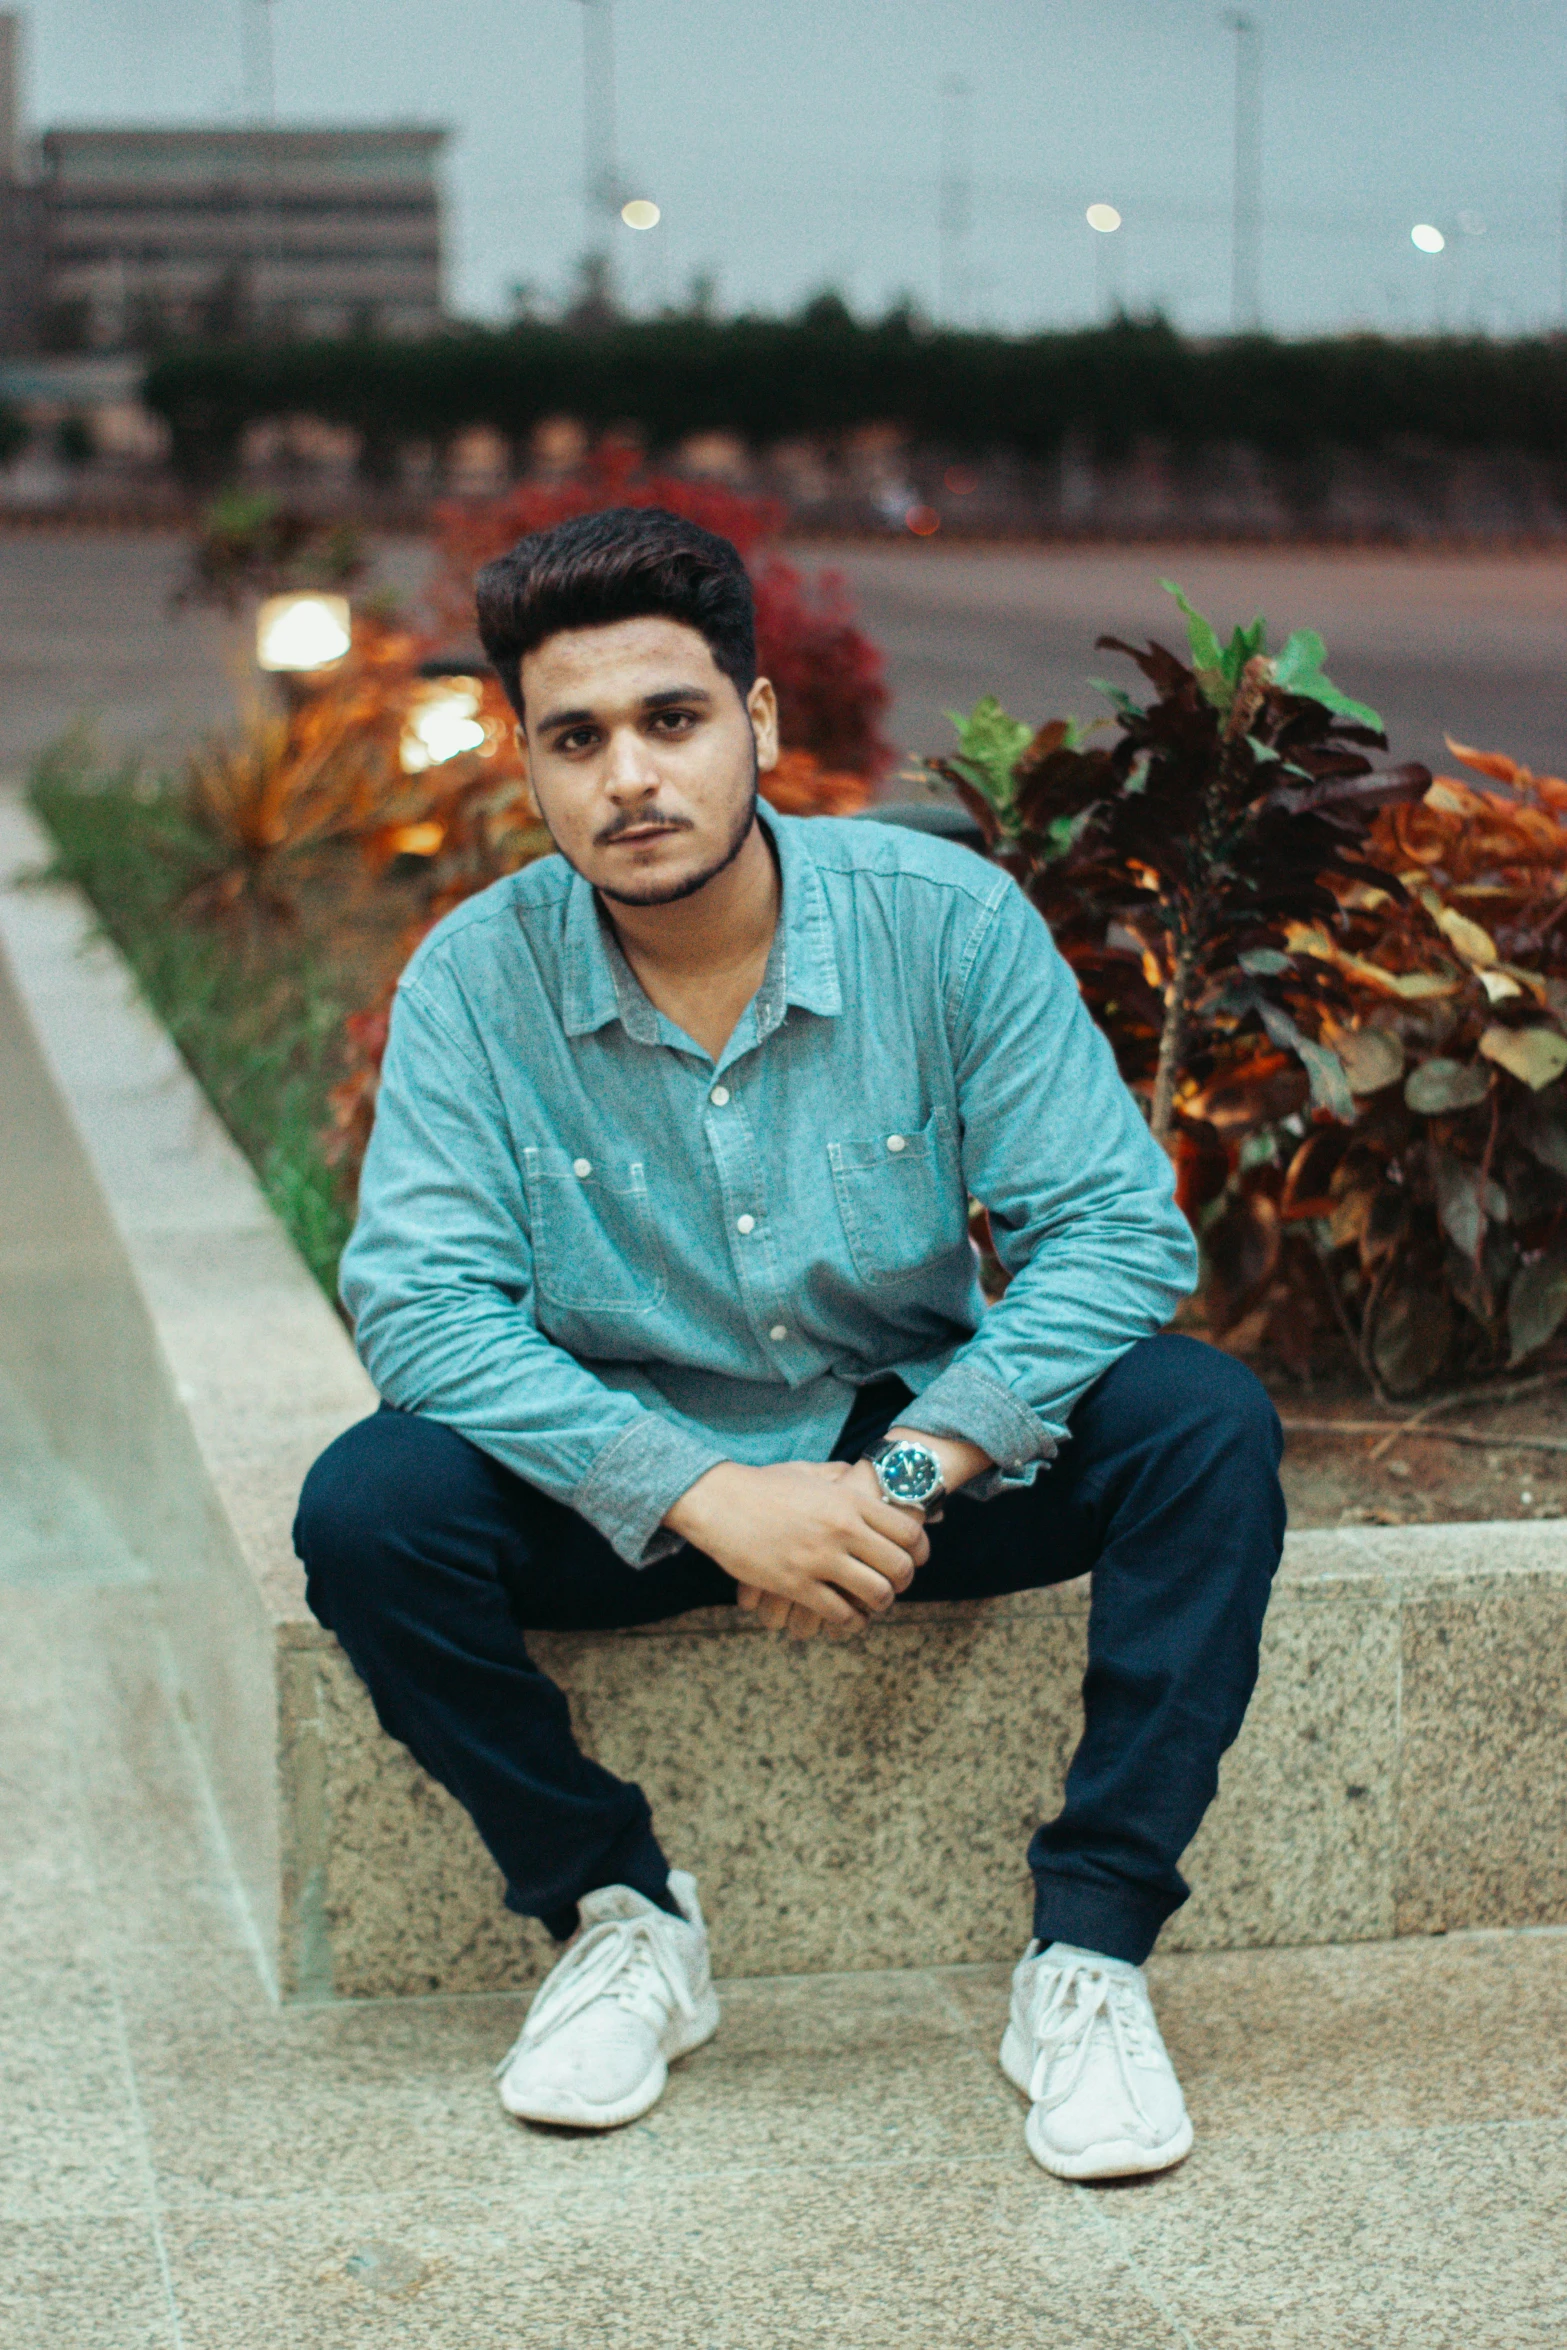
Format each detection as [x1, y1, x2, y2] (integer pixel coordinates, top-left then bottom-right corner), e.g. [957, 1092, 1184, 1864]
[13, 1, 1567, 337]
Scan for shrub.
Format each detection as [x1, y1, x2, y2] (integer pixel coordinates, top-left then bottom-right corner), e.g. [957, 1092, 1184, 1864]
[142, 320, 1567, 483]
[174, 488, 368, 612]
[940, 624, 1567, 1393]
[428, 444, 893, 777]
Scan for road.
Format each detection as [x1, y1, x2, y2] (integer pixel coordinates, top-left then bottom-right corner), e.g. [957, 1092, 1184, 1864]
[1, 529, 1564, 787]
[821, 542, 1567, 785]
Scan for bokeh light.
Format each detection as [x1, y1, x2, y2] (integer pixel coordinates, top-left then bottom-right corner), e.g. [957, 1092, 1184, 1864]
[1086, 203, 1122, 234]
[1410, 223, 1446, 254]
[621, 199, 661, 231]
[943, 466, 980, 495]
[254, 593, 352, 673]
[401, 680, 487, 772]
[905, 505, 941, 537]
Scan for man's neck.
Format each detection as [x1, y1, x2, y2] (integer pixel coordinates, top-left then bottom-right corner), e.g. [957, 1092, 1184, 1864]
[599, 818, 781, 1059]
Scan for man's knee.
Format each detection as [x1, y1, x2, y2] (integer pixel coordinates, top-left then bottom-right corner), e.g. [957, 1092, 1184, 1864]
[1097, 1333, 1282, 1468]
[293, 1408, 484, 1613]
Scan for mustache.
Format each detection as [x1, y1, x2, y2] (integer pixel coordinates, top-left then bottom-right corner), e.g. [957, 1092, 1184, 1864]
[594, 809, 696, 846]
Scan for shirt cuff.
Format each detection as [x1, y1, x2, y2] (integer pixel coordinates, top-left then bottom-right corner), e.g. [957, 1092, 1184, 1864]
[894, 1363, 1060, 1502]
[571, 1413, 731, 1567]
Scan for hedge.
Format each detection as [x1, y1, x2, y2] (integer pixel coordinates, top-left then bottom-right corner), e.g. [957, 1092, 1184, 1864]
[141, 313, 1567, 485]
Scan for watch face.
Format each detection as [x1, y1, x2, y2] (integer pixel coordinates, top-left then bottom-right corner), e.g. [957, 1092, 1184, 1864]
[878, 1442, 941, 1505]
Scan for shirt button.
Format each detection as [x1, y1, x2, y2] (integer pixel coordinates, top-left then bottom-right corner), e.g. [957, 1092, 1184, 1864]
[710, 1085, 731, 1106]
[736, 1213, 756, 1234]
[572, 1158, 593, 1177]
[769, 1323, 789, 1342]
[886, 1134, 908, 1154]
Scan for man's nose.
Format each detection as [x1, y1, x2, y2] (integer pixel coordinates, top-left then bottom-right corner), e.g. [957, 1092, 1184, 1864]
[602, 725, 660, 797]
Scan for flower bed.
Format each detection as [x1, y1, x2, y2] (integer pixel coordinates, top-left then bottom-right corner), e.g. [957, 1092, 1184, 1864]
[28, 495, 1567, 1531]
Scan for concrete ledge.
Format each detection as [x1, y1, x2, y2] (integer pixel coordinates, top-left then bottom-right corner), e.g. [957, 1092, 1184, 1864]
[5, 795, 1566, 2000]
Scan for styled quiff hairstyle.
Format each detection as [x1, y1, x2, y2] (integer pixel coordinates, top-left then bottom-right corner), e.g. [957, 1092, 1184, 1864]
[474, 505, 757, 722]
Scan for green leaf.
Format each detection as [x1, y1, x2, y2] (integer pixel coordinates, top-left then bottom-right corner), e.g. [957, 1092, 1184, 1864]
[1255, 998, 1355, 1122]
[1159, 579, 1224, 676]
[1272, 627, 1383, 731]
[1222, 615, 1268, 686]
[1336, 1025, 1405, 1095]
[942, 696, 1036, 834]
[1430, 1149, 1508, 1259]
[1372, 1278, 1453, 1396]
[1478, 1024, 1567, 1091]
[1508, 1243, 1567, 1365]
[1089, 677, 1143, 719]
[1404, 1057, 1491, 1114]
[1238, 947, 1292, 976]
[1516, 1091, 1567, 1179]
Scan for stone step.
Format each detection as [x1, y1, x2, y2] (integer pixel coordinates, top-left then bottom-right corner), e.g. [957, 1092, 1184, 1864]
[5, 794, 1566, 2002]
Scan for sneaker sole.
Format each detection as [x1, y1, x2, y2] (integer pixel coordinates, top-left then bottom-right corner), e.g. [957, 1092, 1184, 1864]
[1000, 2022, 1194, 2182]
[500, 1989, 721, 2131]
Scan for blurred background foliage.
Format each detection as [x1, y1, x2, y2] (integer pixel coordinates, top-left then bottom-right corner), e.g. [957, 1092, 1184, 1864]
[142, 318, 1567, 488]
[30, 467, 1567, 1403]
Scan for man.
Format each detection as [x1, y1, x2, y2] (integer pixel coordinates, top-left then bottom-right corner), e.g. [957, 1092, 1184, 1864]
[295, 506, 1284, 2182]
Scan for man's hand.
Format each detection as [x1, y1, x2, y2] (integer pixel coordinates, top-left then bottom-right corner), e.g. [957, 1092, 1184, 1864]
[665, 1457, 929, 1640]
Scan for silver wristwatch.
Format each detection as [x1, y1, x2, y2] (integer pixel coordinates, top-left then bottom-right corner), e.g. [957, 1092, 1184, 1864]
[863, 1435, 947, 1522]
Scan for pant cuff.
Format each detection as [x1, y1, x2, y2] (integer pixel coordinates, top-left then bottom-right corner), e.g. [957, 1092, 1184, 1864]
[1030, 1874, 1177, 1968]
[506, 1812, 672, 1934]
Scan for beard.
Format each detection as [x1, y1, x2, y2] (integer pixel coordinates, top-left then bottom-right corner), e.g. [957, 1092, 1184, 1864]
[580, 752, 760, 910]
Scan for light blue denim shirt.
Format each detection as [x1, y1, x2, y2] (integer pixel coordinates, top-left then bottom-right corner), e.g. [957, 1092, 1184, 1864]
[341, 805, 1197, 1566]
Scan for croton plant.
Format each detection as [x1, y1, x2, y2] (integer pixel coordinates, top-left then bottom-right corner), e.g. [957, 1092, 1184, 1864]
[939, 587, 1567, 1395]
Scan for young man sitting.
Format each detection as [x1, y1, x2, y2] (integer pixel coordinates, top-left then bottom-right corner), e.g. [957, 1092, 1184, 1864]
[294, 506, 1284, 2182]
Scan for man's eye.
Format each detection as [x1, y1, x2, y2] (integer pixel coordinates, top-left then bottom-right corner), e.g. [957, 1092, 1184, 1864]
[558, 729, 598, 753]
[650, 710, 697, 734]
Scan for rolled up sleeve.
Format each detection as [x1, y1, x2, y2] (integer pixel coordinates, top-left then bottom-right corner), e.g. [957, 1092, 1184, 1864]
[895, 878, 1197, 1490]
[340, 981, 725, 1565]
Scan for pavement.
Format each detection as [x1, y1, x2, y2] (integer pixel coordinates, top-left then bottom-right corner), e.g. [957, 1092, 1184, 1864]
[1, 528, 1565, 784]
[6, 1362, 1566, 2350]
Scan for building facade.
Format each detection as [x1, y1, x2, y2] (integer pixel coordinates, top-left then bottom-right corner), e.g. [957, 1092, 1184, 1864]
[35, 127, 446, 348]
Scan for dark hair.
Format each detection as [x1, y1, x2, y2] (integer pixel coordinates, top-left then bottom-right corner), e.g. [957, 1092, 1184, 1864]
[474, 505, 756, 721]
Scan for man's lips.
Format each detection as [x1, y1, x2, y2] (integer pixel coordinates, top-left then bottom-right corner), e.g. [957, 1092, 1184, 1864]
[599, 821, 690, 847]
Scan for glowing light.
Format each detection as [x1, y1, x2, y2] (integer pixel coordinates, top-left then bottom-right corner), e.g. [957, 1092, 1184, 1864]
[401, 680, 487, 773]
[1411, 222, 1446, 254]
[905, 504, 941, 537]
[1086, 203, 1122, 234]
[255, 593, 351, 672]
[943, 465, 979, 495]
[621, 199, 661, 230]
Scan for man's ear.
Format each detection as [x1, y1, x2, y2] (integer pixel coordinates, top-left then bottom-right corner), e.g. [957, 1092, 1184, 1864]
[513, 720, 531, 784]
[747, 675, 780, 773]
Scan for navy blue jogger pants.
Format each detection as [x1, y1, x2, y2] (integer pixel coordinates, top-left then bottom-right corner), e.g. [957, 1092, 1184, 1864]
[294, 1332, 1285, 1966]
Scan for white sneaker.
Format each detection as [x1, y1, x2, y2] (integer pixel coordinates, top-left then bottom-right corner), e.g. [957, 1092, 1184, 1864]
[1000, 1940, 1193, 2180]
[496, 1871, 720, 2129]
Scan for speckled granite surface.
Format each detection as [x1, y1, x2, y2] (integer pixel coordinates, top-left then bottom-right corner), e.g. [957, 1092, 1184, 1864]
[5, 1485, 1566, 2350]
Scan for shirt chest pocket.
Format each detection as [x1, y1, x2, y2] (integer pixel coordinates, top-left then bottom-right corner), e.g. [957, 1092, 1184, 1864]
[523, 1147, 668, 1315]
[827, 1110, 963, 1287]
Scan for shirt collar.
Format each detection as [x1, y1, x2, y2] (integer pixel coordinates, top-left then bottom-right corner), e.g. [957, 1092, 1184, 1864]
[559, 801, 843, 1044]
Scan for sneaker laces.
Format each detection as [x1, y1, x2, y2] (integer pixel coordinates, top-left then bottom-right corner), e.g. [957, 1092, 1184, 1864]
[1022, 1958, 1165, 2131]
[495, 1907, 699, 2073]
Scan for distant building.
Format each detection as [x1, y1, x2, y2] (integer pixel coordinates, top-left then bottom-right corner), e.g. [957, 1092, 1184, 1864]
[0, 14, 44, 350]
[39, 127, 447, 347]
[0, 11, 448, 354]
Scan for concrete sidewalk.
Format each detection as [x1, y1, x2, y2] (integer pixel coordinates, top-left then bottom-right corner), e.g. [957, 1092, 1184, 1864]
[5, 1369, 1566, 2350]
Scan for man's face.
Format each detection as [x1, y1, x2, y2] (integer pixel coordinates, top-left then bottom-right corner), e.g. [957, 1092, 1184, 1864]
[517, 616, 778, 907]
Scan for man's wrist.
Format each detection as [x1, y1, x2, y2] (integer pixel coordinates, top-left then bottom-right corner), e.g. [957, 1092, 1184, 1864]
[662, 1457, 746, 1545]
[883, 1427, 992, 1502]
